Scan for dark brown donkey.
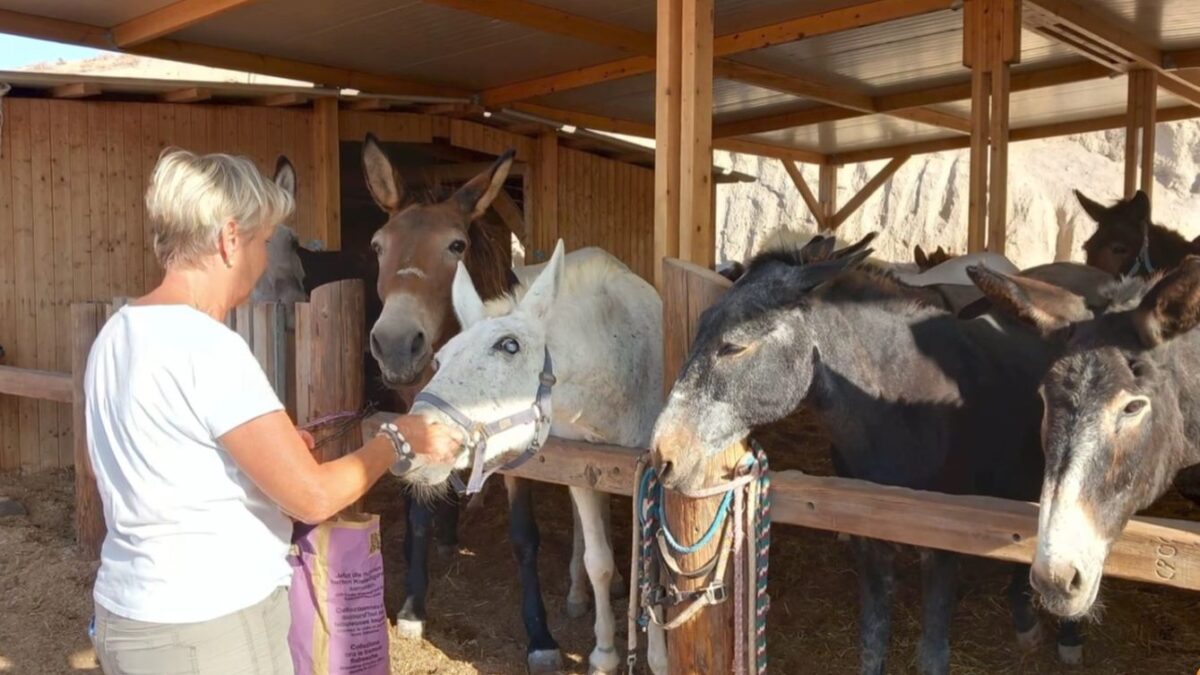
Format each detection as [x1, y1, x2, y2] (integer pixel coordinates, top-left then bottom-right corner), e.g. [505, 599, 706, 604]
[1076, 189, 1197, 278]
[969, 259, 1200, 621]
[361, 135, 564, 671]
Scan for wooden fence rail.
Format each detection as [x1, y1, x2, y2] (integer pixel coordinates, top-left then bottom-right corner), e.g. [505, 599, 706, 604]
[0, 365, 73, 403]
[359, 411, 1200, 593]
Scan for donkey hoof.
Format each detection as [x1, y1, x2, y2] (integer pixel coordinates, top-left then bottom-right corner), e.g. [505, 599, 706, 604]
[1058, 643, 1083, 666]
[566, 598, 590, 619]
[527, 649, 563, 674]
[588, 646, 621, 675]
[394, 618, 425, 640]
[1016, 622, 1042, 651]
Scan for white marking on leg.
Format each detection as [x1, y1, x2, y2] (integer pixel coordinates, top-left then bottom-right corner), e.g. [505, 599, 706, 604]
[568, 499, 589, 616]
[570, 486, 619, 674]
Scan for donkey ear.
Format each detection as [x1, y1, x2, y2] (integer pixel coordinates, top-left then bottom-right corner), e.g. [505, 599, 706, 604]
[1133, 257, 1200, 347]
[454, 149, 516, 220]
[1075, 189, 1108, 223]
[1130, 190, 1151, 221]
[274, 155, 297, 198]
[935, 245, 948, 257]
[362, 133, 405, 213]
[451, 262, 488, 329]
[800, 235, 837, 263]
[967, 265, 1089, 336]
[914, 245, 929, 269]
[794, 247, 871, 291]
[520, 239, 565, 321]
[831, 232, 877, 262]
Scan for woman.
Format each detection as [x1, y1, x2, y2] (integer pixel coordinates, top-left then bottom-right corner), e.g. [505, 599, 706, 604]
[85, 148, 460, 674]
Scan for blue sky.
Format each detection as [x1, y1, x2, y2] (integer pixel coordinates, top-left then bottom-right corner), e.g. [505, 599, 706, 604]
[0, 34, 108, 70]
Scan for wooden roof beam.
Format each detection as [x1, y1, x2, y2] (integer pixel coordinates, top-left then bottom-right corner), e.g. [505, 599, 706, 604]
[256, 92, 311, 106]
[0, 8, 466, 99]
[161, 86, 212, 103]
[482, 0, 958, 105]
[50, 82, 102, 99]
[716, 59, 1113, 138]
[1025, 0, 1200, 106]
[110, 0, 258, 48]
[829, 103, 1200, 164]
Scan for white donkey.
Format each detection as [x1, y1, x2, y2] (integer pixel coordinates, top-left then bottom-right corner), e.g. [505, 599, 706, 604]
[405, 241, 667, 674]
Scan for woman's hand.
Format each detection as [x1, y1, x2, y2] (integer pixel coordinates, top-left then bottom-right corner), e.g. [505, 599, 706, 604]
[298, 428, 316, 450]
[391, 415, 462, 464]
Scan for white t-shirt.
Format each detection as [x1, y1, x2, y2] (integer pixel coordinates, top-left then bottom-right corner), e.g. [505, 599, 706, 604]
[85, 304, 292, 623]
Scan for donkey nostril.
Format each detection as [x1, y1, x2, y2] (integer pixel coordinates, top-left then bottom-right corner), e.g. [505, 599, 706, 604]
[409, 331, 426, 357]
[1068, 567, 1083, 593]
[658, 461, 674, 482]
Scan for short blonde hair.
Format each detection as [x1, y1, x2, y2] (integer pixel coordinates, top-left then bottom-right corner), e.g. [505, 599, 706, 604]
[145, 148, 295, 268]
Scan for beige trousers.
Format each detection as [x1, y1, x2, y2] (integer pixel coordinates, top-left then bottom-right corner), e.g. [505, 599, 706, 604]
[92, 586, 294, 675]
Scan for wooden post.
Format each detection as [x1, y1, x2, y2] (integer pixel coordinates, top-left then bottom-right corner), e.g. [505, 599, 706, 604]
[1139, 70, 1158, 200]
[653, 0, 683, 291]
[295, 280, 365, 464]
[661, 258, 740, 674]
[817, 164, 838, 228]
[986, 0, 1020, 256]
[1124, 72, 1141, 197]
[71, 303, 106, 559]
[677, 0, 715, 268]
[831, 155, 908, 229]
[530, 131, 559, 262]
[966, 0, 991, 254]
[312, 97, 341, 250]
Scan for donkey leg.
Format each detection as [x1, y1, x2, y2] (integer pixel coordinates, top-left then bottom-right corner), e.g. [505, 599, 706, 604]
[569, 486, 621, 674]
[397, 490, 433, 639]
[1056, 618, 1085, 666]
[917, 548, 958, 675]
[433, 491, 460, 559]
[599, 495, 628, 598]
[1007, 564, 1042, 650]
[851, 536, 896, 675]
[504, 476, 561, 673]
[567, 498, 590, 618]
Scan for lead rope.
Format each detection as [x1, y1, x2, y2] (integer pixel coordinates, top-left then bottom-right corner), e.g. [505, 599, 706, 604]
[627, 441, 771, 674]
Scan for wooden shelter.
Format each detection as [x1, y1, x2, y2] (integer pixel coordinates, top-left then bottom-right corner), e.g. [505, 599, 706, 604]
[3, 0, 1200, 671]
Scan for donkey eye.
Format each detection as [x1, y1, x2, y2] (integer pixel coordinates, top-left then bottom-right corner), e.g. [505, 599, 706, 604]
[494, 337, 520, 355]
[717, 342, 746, 357]
[371, 241, 383, 257]
[449, 240, 467, 255]
[1123, 399, 1147, 416]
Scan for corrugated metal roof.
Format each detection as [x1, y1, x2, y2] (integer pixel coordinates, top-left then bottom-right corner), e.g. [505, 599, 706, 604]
[176, 0, 628, 91]
[1093, 0, 1200, 50]
[743, 114, 960, 154]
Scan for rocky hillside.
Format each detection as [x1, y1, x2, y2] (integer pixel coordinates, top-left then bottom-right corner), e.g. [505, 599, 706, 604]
[716, 120, 1200, 269]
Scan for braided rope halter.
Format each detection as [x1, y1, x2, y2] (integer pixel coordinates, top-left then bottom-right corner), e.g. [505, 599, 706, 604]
[627, 440, 771, 675]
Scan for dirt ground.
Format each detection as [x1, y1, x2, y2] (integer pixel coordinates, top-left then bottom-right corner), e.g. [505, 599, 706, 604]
[2, 418, 1199, 674]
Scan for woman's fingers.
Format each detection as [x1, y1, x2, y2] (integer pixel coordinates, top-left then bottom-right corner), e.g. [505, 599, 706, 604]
[395, 415, 462, 463]
[298, 429, 316, 450]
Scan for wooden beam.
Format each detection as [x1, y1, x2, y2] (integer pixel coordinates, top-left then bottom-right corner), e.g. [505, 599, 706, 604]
[110, 0, 257, 47]
[508, 103, 655, 137]
[887, 106, 971, 133]
[256, 92, 311, 107]
[160, 86, 212, 103]
[530, 132, 559, 263]
[827, 103, 1200, 164]
[312, 98, 340, 250]
[49, 83, 101, 99]
[71, 304, 105, 558]
[677, 0, 715, 268]
[653, 0, 683, 291]
[490, 190, 528, 247]
[1139, 70, 1158, 199]
[987, 0, 1019, 256]
[818, 164, 838, 227]
[715, 138, 827, 165]
[348, 97, 392, 111]
[361, 410, 1200, 593]
[712, 60, 874, 111]
[782, 160, 826, 229]
[482, 0, 956, 105]
[422, 0, 654, 54]
[719, 59, 1110, 139]
[966, 0, 990, 254]
[0, 365, 72, 403]
[831, 155, 908, 228]
[0, 8, 112, 48]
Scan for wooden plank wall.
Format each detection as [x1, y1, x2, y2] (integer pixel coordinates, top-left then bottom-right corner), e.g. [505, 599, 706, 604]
[0, 98, 318, 471]
[557, 146, 655, 281]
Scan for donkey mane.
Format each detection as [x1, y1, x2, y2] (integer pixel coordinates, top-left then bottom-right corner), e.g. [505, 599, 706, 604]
[483, 247, 633, 317]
